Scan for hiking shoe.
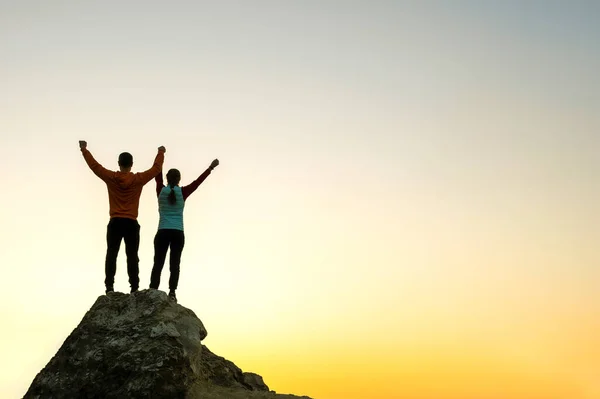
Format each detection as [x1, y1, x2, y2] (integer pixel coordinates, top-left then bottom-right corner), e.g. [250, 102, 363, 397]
[168, 291, 177, 302]
[105, 287, 114, 294]
[130, 287, 139, 294]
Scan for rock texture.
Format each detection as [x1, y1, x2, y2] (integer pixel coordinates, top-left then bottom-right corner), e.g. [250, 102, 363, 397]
[24, 289, 312, 399]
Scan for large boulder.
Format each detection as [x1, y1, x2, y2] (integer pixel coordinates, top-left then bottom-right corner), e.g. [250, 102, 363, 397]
[24, 289, 311, 399]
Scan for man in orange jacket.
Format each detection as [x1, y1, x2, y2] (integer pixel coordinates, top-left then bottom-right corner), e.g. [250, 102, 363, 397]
[79, 140, 166, 294]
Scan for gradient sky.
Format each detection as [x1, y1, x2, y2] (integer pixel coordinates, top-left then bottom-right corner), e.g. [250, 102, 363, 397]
[1, 1, 599, 398]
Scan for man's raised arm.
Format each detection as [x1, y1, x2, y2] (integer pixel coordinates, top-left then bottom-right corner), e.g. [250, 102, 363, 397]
[79, 140, 113, 182]
[138, 146, 166, 185]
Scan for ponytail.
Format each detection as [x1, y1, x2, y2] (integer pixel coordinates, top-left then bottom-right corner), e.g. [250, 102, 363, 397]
[165, 168, 181, 205]
[168, 184, 177, 205]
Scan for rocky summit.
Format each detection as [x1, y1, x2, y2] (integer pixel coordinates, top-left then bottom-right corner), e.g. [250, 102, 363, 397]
[24, 289, 312, 399]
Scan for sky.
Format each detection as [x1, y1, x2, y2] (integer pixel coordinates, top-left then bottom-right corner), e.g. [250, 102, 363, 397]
[0, 1, 598, 398]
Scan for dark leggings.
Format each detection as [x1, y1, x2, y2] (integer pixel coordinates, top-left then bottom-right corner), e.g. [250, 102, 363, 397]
[105, 218, 140, 290]
[150, 229, 185, 291]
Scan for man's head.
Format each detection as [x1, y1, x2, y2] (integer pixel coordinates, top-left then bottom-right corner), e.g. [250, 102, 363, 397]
[118, 152, 133, 171]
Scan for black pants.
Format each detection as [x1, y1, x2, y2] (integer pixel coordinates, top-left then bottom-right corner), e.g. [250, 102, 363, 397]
[105, 218, 140, 290]
[150, 229, 185, 291]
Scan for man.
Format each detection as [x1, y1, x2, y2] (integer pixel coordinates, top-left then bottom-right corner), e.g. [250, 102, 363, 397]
[79, 140, 166, 294]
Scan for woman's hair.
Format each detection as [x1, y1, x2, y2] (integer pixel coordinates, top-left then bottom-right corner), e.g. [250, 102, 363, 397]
[166, 169, 181, 205]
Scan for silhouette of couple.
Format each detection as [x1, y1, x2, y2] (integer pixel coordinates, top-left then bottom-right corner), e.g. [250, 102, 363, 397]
[79, 141, 219, 302]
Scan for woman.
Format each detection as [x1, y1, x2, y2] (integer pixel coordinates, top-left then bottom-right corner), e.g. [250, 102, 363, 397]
[149, 158, 219, 301]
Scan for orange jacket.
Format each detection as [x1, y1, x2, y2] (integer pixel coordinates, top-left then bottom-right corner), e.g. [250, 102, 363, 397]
[81, 148, 164, 220]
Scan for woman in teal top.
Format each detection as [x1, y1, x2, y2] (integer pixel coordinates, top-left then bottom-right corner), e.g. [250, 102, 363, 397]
[150, 158, 219, 301]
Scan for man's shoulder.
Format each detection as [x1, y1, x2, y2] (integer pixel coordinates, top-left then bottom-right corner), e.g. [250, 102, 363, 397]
[132, 171, 151, 181]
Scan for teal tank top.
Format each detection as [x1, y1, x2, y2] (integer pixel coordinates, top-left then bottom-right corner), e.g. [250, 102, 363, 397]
[158, 185, 185, 230]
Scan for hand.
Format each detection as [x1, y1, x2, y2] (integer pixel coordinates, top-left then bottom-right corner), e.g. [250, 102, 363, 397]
[79, 140, 87, 150]
[210, 159, 219, 169]
[158, 146, 166, 153]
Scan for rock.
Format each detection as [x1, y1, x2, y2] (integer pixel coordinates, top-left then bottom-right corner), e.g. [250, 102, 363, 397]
[24, 289, 312, 399]
[243, 372, 269, 391]
[198, 346, 269, 391]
